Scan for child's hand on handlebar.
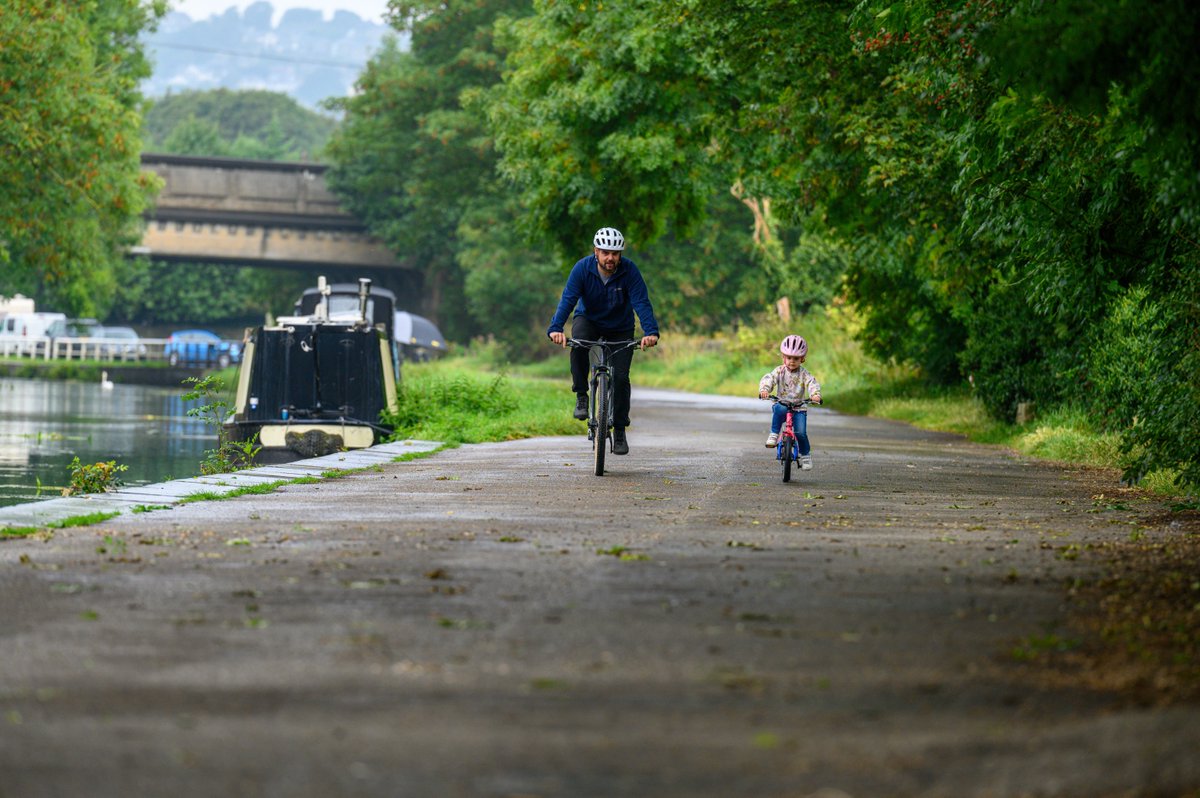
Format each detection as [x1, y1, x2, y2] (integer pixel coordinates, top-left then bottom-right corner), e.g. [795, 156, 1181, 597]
[759, 390, 770, 399]
[811, 394, 822, 404]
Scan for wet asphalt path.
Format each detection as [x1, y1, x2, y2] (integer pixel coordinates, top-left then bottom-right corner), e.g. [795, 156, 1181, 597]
[2, 388, 1197, 797]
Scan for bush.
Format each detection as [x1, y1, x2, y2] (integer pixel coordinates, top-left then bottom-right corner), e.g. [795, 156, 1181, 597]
[65, 457, 127, 495]
[384, 371, 514, 443]
[1088, 287, 1200, 490]
[959, 282, 1077, 422]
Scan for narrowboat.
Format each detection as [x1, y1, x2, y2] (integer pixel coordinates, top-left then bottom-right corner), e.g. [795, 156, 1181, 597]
[224, 277, 398, 463]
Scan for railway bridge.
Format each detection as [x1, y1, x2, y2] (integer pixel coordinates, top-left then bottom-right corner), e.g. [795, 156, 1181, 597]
[138, 153, 404, 273]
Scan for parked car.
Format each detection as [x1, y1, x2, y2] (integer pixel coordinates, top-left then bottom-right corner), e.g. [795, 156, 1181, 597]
[47, 317, 103, 340]
[164, 329, 241, 368]
[0, 312, 66, 355]
[393, 311, 447, 363]
[98, 326, 148, 361]
[1, 311, 66, 339]
[46, 318, 103, 359]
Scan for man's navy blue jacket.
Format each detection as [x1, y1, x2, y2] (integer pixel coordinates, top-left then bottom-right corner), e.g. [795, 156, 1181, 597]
[547, 255, 659, 337]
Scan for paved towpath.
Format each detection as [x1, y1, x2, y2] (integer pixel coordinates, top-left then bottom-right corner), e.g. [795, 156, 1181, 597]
[2, 389, 1196, 797]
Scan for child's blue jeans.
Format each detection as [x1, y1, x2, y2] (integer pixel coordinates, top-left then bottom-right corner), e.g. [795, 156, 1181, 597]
[771, 403, 811, 456]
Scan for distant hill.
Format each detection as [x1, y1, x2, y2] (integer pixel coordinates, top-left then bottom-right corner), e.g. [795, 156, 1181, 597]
[142, 2, 400, 110]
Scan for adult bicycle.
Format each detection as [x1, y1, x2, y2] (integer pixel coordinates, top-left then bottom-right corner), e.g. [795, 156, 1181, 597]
[766, 395, 813, 483]
[568, 338, 640, 476]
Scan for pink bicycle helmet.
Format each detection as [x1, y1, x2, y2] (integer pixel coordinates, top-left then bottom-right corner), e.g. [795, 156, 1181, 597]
[780, 335, 807, 358]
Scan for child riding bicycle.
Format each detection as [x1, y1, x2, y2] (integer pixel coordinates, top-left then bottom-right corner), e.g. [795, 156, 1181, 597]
[758, 335, 822, 470]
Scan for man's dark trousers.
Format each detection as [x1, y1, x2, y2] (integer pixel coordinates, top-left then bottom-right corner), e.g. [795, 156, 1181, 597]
[569, 316, 635, 428]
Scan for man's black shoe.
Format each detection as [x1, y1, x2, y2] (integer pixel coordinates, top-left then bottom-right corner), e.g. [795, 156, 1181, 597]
[573, 394, 589, 420]
[612, 427, 629, 455]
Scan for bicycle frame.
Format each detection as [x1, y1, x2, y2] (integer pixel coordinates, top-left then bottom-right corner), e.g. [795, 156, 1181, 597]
[568, 337, 640, 476]
[768, 395, 810, 483]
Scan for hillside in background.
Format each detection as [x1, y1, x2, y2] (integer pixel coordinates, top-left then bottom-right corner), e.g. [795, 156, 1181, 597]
[142, 2, 397, 110]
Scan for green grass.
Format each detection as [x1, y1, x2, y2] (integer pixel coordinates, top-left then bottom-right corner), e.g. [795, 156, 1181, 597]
[384, 362, 580, 445]
[511, 302, 906, 401]
[2, 511, 122, 537]
[178, 480, 292, 504]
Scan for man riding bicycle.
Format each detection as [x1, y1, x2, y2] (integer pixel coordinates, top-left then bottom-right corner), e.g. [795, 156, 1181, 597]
[548, 227, 660, 455]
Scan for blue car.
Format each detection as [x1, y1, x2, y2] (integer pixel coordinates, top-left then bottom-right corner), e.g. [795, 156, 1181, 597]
[164, 329, 241, 368]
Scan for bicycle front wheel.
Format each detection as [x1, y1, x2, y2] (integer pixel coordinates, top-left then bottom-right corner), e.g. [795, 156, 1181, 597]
[781, 437, 794, 483]
[593, 372, 610, 476]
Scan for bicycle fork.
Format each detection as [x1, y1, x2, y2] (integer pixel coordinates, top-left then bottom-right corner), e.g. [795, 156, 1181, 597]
[777, 411, 799, 462]
[587, 364, 611, 444]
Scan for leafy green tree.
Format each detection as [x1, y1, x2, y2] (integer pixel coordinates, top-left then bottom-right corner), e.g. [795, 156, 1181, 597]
[325, 1, 532, 342]
[485, 1, 848, 337]
[456, 194, 562, 354]
[838, 0, 1199, 483]
[113, 261, 314, 326]
[637, 190, 774, 333]
[954, 0, 1200, 483]
[161, 114, 230, 156]
[143, 89, 336, 160]
[488, 0, 724, 255]
[0, 0, 167, 316]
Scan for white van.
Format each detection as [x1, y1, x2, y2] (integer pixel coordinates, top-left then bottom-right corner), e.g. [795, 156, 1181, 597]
[0, 312, 66, 356]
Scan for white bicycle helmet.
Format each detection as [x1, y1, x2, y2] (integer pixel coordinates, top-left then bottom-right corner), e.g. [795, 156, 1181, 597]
[593, 227, 625, 251]
[780, 334, 807, 358]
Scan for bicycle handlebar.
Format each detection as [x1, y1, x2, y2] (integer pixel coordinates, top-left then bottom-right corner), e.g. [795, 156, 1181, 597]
[566, 338, 644, 352]
[766, 394, 819, 409]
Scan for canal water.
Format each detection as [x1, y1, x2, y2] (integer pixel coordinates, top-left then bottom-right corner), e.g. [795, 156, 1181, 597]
[0, 377, 212, 508]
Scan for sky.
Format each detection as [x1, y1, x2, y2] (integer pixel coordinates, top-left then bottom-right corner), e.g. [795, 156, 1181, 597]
[168, 0, 392, 25]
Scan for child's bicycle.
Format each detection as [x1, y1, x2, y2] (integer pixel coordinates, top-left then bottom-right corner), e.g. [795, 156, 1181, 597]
[766, 395, 813, 483]
[568, 337, 641, 476]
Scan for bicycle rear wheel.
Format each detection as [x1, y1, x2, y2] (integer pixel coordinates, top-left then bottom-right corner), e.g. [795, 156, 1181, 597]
[780, 437, 794, 482]
[593, 372, 609, 476]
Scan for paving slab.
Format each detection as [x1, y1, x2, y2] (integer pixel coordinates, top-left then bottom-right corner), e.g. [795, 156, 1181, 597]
[186, 473, 286, 487]
[109, 480, 228, 502]
[0, 496, 130, 527]
[236, 466, 325, 480]
[0, 438, 443, 530]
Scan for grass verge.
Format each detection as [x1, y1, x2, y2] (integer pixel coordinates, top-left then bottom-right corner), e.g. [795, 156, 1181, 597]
[383, 363, 580, 445]
[2, 511, 122, 538]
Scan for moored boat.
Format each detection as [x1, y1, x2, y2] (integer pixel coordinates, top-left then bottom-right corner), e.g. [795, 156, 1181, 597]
[224, 278, 398, 463]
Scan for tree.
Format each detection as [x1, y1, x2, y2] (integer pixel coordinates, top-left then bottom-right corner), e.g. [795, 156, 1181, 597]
[0, 0, 167, 316]
[113, 261, 314, 326]
[160, 114, 229, 157]
[324, 0, 533, 342]
[836, 0, 1200, 484]
[487, 1, 862, 323]
[142, 89, 337, 160]
[487, 0, 726, 255]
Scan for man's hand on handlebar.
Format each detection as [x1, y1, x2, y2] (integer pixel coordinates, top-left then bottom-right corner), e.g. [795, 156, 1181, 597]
[551, 332, 657, 349]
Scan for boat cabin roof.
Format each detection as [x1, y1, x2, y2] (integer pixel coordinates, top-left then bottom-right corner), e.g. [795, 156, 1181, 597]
[293, 283, 396, 334]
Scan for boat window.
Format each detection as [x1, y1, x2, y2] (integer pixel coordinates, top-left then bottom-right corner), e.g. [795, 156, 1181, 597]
[327, 296, 374, 317]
